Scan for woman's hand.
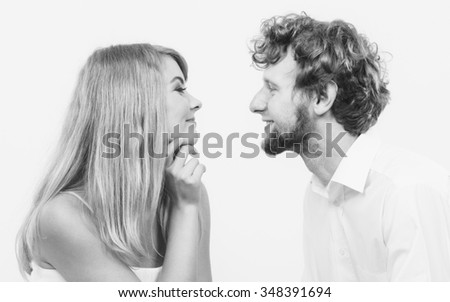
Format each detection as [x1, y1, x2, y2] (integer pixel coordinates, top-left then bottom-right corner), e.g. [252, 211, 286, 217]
[165, 141, 206, 208]
[157, 140, 207, 281]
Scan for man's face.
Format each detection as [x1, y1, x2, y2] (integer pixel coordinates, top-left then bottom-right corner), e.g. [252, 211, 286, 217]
[250, 49, 314, 155]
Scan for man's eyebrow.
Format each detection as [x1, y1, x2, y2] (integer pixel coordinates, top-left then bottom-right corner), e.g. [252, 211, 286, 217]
[170, 76, 185, 85]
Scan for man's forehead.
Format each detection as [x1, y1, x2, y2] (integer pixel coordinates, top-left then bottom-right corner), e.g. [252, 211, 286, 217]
[263, 51, 297, 84]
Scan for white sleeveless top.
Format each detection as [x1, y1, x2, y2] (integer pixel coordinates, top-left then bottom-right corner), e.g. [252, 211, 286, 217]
[28, 191, 162, 282]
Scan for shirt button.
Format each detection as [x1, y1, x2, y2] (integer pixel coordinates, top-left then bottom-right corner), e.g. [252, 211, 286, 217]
[339, 249, 346, 256]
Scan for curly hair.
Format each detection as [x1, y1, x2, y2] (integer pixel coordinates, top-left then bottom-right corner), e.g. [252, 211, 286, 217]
[251, 13, 390, 136]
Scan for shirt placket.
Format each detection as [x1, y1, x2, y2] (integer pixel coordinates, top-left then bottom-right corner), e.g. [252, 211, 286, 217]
[329, 185, 358, 281]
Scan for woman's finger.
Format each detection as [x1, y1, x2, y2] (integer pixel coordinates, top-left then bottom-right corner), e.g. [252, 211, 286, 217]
[170, 145, 191, 171]
[166, 139, 190, 167]
[166, 138, 197, 166]
[180, 158, 200, 177]
[191, 163, 206, 182]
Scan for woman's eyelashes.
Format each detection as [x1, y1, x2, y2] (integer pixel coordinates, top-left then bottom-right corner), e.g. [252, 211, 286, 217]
[175, 86, 187, 94]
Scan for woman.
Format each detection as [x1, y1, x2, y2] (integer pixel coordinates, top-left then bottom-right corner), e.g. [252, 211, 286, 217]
[16, 44, 211, 281]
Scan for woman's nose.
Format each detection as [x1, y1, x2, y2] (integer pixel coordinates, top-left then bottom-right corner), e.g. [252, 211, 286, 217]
[189, 93, 202, 111]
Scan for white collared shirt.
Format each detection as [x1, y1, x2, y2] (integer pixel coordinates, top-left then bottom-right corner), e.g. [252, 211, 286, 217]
[302, 133, 450, 281]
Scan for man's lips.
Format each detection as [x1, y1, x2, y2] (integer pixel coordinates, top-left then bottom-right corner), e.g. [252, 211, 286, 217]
[264, 123, 276, 134]
[263, 120, 274, 128]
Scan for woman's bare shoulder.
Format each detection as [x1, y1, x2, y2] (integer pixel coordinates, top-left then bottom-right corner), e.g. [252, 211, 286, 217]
[35, 193, 139, 281]
[39, 193, 95, 239]
[35, 193, 97, 265]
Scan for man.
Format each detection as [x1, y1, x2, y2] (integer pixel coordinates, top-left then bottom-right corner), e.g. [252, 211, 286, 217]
[249, 13, 450, 281]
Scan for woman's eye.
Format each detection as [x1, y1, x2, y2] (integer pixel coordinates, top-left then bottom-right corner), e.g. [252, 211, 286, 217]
[175, 87, 187, 94]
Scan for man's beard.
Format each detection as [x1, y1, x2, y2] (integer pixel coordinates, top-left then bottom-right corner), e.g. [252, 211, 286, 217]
[262, 105, 315, 156]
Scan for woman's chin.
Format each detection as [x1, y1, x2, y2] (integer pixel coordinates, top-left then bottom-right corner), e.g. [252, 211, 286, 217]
[167, 134, 199, 150]
[168, 123, 199, 145]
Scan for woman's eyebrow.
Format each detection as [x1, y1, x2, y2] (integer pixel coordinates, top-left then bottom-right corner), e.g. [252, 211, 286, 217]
[170, 76, 185, 85]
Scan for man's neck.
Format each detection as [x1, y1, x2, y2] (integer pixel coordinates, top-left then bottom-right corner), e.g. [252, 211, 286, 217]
[300, 122, 357, 187]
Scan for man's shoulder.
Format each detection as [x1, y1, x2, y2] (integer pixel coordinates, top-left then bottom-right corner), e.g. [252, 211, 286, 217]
[370, 141, 449, 189]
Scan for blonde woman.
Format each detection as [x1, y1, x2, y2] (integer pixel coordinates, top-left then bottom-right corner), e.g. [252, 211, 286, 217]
[16, 44, 211, 281]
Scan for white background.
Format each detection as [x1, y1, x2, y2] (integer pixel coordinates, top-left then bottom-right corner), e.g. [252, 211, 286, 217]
[1, 0, 449, 281]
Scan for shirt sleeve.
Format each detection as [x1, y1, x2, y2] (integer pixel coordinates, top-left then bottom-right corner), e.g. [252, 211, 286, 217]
[382, 181, 450, 281]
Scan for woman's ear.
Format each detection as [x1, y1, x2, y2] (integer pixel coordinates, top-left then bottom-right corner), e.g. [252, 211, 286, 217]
[313, 82, 338, 116]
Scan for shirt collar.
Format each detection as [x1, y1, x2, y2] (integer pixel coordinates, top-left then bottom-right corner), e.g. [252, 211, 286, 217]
[331, 132, 381, 193]
[310, 131, 381, 197]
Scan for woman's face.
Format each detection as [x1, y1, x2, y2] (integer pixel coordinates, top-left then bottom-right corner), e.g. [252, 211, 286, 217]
[163, 56, 202, 144]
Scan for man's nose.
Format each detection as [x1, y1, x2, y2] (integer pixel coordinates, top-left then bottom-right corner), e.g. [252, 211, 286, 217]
[249, 88, 267, 114]
[189, 93, 202, 111]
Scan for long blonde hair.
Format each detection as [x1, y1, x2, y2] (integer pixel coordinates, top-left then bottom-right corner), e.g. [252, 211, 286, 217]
[16, 44, 188, 277]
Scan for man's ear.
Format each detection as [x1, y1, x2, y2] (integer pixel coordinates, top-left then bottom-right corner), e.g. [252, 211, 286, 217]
[313, 82, 338, 116]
